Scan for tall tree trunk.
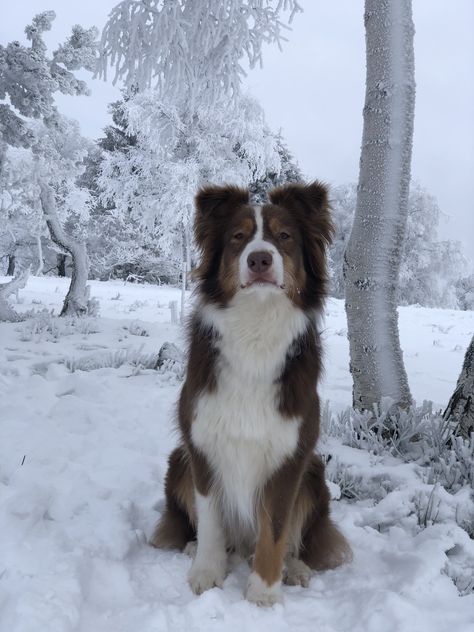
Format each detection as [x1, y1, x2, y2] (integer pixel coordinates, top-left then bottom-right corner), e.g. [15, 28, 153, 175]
[36, 235, 44, 276]
[444, 335, 474, 439]
[5, 227, 17, 275]
[6, 254, 16, 276]
[57, 253, 67, 277]
[39, 180, 90, 317]
[344, 0, 415, 412]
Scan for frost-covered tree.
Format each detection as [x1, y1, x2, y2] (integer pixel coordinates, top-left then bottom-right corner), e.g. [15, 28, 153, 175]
[0, 147, 41, 275]
[33, 115, 93, 315]
[249, 134, 303, 202]
[456, 274, 474, 311]
[80, 99, 171, 282]
[99, 91, 280, 261]
[0, 12, 98, 316]
[398, 184, 469, 309]
[330, 182, 472, 308]
[0, 144, 59, 277]
[1, 117, 93, 314]
[0, 11, 97, 161]
[344, 0, 415, 411]
[98, 0, 300, 314]
[328, 183, 358, 299]
[98, 96, 137, 153]
[97, 0, 301, 95]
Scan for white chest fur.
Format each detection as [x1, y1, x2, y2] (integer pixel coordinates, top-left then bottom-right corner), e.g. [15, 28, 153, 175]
[191, 292, 308, 528]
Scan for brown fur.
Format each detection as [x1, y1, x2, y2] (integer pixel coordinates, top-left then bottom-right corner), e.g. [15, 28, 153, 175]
[151, 182, 350, 593]
[269, 182, 334, 312]
[176, 314, 218, 496]
[149, 447, 196, 550]
[193, 185, 254, 305]
[253, 506, 289, 586]
[297, 455, 352, 570]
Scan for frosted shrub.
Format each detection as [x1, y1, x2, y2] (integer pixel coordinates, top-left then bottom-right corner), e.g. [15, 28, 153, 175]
[124, 321, 149, 337]
[322, 401, 474, 493]
[127, 300, 148, 312]
[154, 342, 185, 379]
[414, 484, 443, 529]
[321, 399, 427, 457]
[18, 311, 66, 342]
[425, 434, 474, 493]
[17, 311, 100, 342]
[324, 456, 391, 502]
[73, 317, 101, 336]
[86, 296, 101, 318]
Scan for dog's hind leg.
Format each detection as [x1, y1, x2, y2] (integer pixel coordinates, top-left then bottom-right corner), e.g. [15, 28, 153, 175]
[149, 446, 196, 550]
[283, 555, 312, 587]
[296, 455, 352, 571]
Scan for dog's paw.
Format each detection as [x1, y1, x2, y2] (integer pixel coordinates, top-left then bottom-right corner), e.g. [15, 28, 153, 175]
[188, 563, 225, 595]
[183, 540, 198, 559]
[283, 557, 312, 588]
[245, 571, 283, 607]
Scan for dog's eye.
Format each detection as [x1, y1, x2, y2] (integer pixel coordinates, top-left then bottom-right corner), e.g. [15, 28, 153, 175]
[233, 232, 245, 241]
[279, 232, 290, 240]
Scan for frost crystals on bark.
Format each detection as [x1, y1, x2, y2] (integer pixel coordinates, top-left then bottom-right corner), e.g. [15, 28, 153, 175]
[344, 0, 415, 412]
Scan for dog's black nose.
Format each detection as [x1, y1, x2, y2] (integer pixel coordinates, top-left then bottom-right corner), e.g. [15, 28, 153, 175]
[247, 251, 273, 273]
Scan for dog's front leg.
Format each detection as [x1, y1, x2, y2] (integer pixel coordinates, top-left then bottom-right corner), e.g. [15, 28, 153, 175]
[246, 462, 303, 606]
[188, 492, 227, 595]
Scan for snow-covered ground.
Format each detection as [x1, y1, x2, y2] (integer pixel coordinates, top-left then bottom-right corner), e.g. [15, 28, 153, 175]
[1, 276, 473, 632]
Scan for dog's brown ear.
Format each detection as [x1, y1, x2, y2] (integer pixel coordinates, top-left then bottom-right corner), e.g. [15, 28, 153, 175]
[194, 185, 249, 250]
[269, 181, 333, 246]
[195, 185, 249, 216]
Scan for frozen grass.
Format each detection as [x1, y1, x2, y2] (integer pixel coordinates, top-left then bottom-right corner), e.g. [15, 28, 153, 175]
[17, 310, 101, 342]
[64, 347, 159, 373]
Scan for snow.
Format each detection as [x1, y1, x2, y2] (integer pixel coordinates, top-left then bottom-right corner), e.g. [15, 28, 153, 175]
[1, 276, 473, 632]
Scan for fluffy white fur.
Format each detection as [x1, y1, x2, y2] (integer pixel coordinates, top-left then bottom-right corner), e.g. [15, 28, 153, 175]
[192, 291, 308, 535]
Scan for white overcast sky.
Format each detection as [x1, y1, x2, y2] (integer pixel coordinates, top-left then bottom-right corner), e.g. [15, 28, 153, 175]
[1, 1, 473, 252]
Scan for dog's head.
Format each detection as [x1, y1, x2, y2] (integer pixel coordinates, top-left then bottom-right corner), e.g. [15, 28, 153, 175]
[194, 182, 333, 310]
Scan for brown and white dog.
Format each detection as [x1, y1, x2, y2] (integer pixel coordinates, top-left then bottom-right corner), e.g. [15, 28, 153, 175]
[151, 182, 351, 605]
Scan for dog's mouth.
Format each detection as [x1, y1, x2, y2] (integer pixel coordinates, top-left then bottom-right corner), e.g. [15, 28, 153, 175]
[240, 277, 285, 290]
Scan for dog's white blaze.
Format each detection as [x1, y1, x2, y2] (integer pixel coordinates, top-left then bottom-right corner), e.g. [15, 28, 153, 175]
[192, 292, 308, 534]
[254, 204, 264, 240]
[239, 205, 284, 288]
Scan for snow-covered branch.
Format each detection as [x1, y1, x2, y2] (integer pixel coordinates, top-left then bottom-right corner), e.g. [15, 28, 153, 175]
[97, 0, 301, 100]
